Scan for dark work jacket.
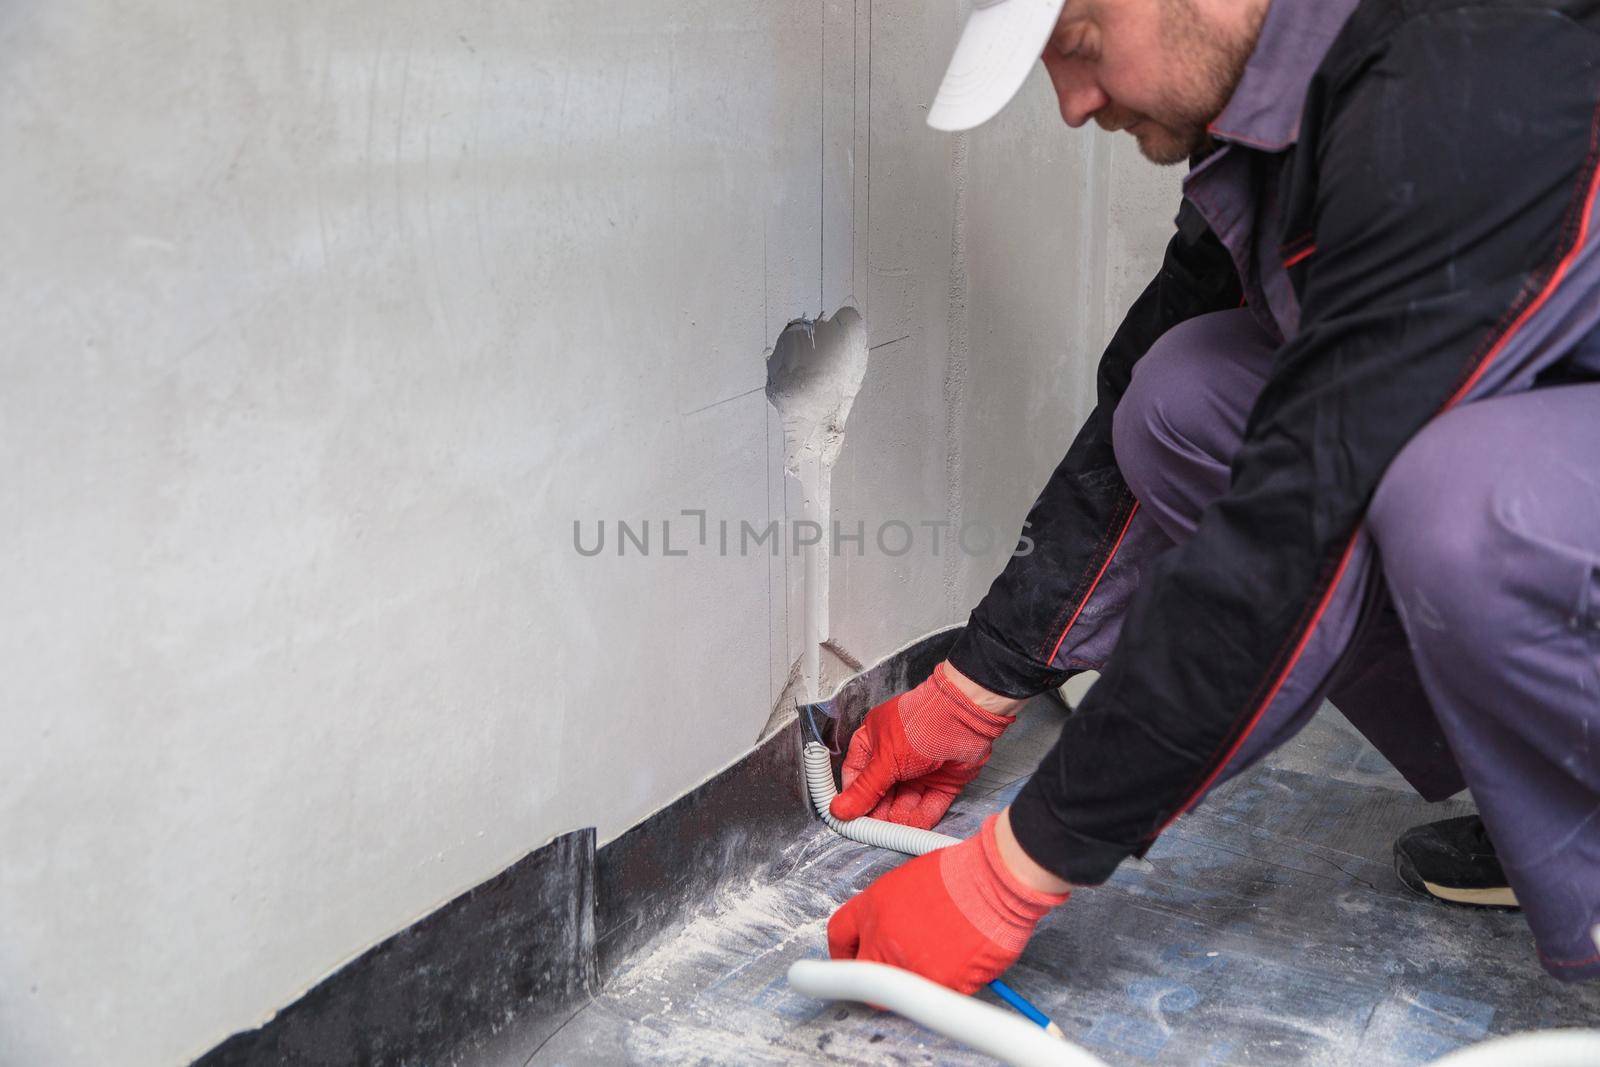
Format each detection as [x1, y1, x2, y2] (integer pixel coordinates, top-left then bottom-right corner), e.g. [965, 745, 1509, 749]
[947, 0, 1600, 883]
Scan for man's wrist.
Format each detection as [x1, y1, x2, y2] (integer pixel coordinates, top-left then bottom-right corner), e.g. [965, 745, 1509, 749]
[996, 807, 1073, 895]
[940, 661, 1025, 719]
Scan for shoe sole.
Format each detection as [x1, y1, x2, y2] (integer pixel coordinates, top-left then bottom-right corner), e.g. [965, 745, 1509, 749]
[1420, 880, 1520, 908]
[1395, 850, 1520, 909]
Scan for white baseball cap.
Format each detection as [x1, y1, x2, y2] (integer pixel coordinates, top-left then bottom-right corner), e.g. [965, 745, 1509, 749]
[927, 0, 1069, 131]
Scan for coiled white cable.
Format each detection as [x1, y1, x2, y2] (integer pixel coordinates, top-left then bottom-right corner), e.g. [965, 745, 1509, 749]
[803, 741, 960, 856]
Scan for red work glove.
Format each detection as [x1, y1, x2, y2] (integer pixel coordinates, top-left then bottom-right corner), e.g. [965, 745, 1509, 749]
[829, 663, 1014, 829]
[827, 814, 1070, 993]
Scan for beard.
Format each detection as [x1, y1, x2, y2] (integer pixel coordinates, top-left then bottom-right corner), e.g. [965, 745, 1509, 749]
[1100, 0, 1266, 165]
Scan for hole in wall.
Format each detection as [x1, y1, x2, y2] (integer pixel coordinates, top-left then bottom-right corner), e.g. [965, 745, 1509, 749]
[761, 308, 869, 738]
[765, 307, 869, 479]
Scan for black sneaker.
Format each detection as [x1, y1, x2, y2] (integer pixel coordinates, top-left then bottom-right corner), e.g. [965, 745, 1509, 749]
[1394, 815, 1519, 908]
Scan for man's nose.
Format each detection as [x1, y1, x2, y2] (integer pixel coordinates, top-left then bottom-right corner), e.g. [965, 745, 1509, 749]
[1057, 81, 1108, 127]
[1048, 63, 1109, 128]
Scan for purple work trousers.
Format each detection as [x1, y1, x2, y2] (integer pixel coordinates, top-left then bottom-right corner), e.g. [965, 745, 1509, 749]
[1106, 307, 1600, 980]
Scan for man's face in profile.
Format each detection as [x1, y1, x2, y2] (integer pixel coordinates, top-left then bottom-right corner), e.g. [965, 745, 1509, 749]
[1039, 0, 1267, 164]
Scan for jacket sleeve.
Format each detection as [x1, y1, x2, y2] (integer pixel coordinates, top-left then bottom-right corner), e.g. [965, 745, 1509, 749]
[947, 198, 1243, 697]
[1010, 9, 1600, 882]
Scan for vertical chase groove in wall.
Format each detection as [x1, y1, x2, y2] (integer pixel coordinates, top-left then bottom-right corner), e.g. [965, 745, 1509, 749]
[765, 310, 870, 728]
[943, 130, 971, 619]
[1079, 131, 1112, 374]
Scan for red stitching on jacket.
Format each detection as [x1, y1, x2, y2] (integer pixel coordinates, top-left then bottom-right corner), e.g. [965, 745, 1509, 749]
[1283, 244, 1317, 269]
[1045, 501, 1141, 668]
[1279, 231, 1316, 257]
[1445, 112, 1600, 407]
[1158, 534, 1361, 832]
[1540, 946, 1600, 969]
[1034, 495, 1127, 660]
[1156, 95, 1600, 836]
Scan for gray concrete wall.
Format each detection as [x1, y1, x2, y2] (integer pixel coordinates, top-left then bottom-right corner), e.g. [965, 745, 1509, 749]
[0, 2, 1179, 1064]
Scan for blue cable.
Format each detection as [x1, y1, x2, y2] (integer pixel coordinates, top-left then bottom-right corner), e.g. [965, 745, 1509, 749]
[988, 978, 1055, 1031]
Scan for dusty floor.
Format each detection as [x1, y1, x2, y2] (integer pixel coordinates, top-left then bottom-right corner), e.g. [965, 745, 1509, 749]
[529, 702, 1600, 1065]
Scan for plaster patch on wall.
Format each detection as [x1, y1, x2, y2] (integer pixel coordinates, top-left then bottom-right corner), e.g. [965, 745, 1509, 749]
[766, 308, 869, 479]
[763, 308, 868, 734]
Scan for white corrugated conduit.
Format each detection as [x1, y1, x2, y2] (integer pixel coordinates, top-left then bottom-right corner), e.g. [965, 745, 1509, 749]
[802, 741, 962, 855]
[787, 959, 1107, 1067]
[796, 740, 1600, 1066]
